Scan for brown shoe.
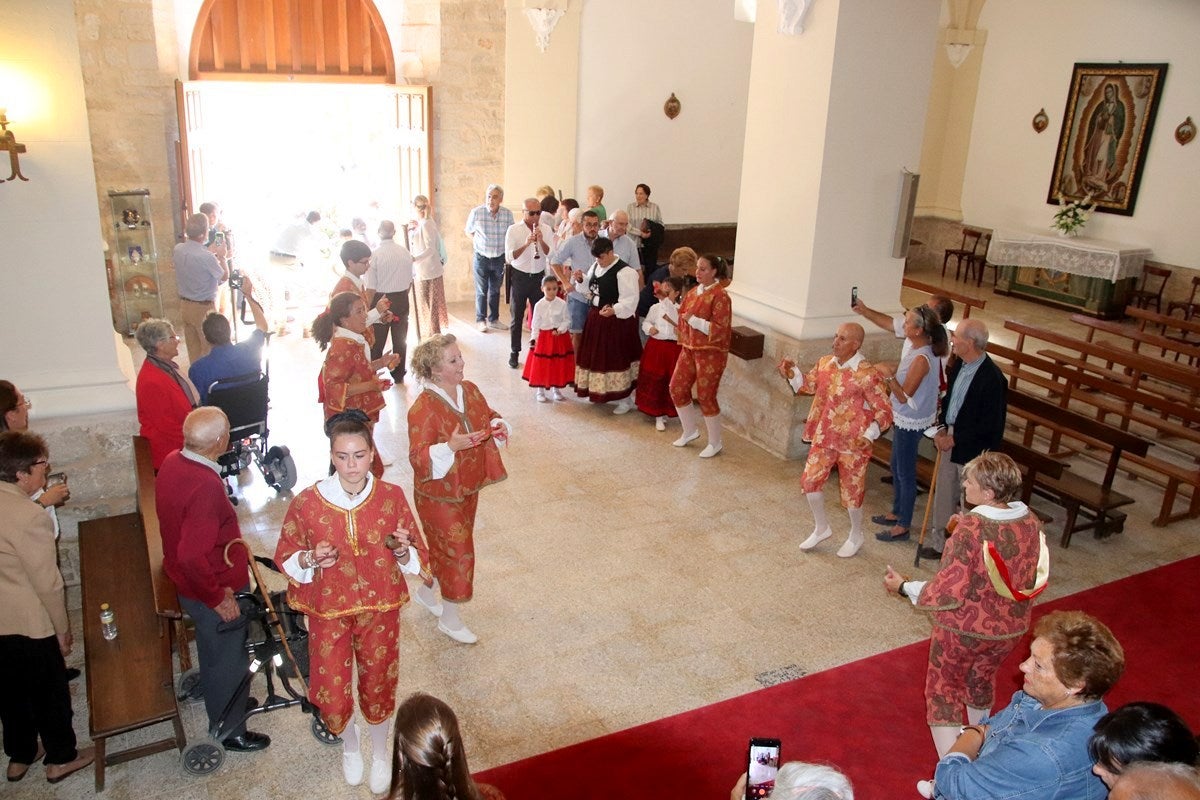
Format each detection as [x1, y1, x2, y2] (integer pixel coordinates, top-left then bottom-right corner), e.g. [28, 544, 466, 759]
[6, 744, 45, 782]
[45, 746, 94, 784]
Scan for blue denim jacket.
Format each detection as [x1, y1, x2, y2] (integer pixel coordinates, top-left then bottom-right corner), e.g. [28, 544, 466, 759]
[934, 691, 1108, 800]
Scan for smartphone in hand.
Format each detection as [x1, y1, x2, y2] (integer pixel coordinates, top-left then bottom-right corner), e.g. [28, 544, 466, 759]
[850, 286, 859, 308]
[746, 737, 782, 799]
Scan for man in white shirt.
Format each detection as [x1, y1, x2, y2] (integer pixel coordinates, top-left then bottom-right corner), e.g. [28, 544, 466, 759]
[366, 220, 414, 382]
[504, 198, 554, 369]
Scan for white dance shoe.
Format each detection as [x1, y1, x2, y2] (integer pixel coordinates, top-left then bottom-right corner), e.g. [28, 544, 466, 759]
[437, 621, 479, 645]
[799, 527, 832, 551]
[343, 750, 364, 786]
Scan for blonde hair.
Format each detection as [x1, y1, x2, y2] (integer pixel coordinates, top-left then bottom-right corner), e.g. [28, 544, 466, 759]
[962, 451, 1023, 503]
[587, 184, 605, 201]
[668, 246, 698, 276]
[535, 185, 555, 200]
[410, 334, 458, 382]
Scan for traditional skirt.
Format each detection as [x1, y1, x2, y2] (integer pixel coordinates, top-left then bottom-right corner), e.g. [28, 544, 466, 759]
[522, 330, 575, 388]
[574, 309, 642, 403]
[414, 277, 449, 337]
[635, 337, 682, 417]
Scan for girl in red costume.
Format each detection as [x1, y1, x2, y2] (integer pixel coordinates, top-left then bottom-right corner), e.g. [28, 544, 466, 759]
[669, 254, 732, 458]
[276, 412, 434, 793]
[407, 334, 508, 646]
[313, 292, 400, 477]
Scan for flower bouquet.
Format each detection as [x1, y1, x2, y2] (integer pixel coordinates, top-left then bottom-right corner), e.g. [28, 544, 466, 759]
[1051, 195, 1095, 237]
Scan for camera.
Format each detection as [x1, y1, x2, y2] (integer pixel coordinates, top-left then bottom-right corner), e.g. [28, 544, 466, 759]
[229, 269, 243, 290]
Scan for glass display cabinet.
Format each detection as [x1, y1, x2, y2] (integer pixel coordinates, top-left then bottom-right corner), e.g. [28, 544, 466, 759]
[107, 189, 163, 335]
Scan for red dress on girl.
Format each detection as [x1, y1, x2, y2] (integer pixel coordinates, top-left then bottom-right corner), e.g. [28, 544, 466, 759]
[275, 475, 433, 735]
[522, 296, 574, 389]
[636, 297, 682, 418]
[407, 382, 508, 602]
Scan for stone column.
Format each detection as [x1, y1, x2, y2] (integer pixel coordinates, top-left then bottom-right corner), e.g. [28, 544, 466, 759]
[719, 0, 940, 456]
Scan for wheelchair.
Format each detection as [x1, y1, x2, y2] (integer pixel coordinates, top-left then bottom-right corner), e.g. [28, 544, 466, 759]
[205, 368, 298, 502]
[178, 551, 339, 776]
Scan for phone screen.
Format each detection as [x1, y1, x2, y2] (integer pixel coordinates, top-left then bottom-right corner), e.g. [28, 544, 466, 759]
[851, 286, 859, 307]
[746, 738, 781, 799]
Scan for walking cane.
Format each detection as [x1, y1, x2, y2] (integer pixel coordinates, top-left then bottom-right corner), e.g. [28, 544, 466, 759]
[914, 446, 943, 569]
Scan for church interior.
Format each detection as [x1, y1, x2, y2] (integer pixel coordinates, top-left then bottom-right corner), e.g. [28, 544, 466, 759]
[1, 0, 1198, 797]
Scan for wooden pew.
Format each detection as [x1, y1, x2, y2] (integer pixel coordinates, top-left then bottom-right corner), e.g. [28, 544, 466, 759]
[1067, 313, 1200, 365]
[987, 343, 1200, 527]
[1005, 320, 1200, 410]
[1124, 305, 1200, 364]
[79, 441, 188, 790]
[134, 435, 191, 672]
[1005, 389, 1149, 547]
[901, 277, 987, 319]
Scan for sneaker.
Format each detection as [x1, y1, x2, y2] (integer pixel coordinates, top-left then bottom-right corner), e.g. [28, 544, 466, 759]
[488, 320, 508, 331]
[535, 389, 548, 403]
[477, 321, 488, 333]
[549, 388, 564, 401]
[917, 779, 935, 799]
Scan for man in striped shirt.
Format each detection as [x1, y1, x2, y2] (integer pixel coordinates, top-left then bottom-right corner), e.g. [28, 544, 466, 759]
[464, 184, 515, 333]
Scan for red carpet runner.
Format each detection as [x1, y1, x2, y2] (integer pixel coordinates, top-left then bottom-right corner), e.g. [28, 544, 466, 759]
[477, 556, 1200, 799]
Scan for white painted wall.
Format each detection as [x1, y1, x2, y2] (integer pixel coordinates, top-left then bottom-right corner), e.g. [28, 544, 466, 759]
[575, 0, 754, 223]
[964, 0, 1200, 267]
[0, 0, 134, 417]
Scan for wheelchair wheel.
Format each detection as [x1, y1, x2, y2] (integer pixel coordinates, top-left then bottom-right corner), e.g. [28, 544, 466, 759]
[177, 668, 204, 702]
[311, 716, 342, 746]
[266, 446, 298, 492]
[182, 741, 225, 775]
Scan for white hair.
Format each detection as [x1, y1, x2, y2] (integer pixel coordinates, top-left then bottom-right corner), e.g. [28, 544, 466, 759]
[183, 407, 229, 452]
[770, 762, 854, 800]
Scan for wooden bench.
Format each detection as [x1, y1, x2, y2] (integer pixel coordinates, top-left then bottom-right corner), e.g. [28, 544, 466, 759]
[901, 277, 987, 319]
[1005, 320, 1200, 411]
[1123, 305, 1200, 364]
[1067, 313, 1200, 366]
[79, 511, 185, 790]
[134, 435, 191, 672]
[987, 344, 1200, 527]
[1005, 389, 1149, 547]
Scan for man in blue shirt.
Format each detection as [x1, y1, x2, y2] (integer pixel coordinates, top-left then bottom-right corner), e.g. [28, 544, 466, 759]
[188, 274, 269, 404]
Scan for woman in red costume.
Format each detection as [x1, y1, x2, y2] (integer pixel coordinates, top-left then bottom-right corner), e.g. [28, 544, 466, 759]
[668, 254, 732, 458]
[407, 334, 508, 646]
[883, 451, 1049, 764]
[276, 412, 433, 794]
[313, 291, 400, 477]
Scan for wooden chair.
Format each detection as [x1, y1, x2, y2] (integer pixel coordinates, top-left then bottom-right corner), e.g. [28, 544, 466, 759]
[964, 233, 996, 288]
[942, 227, 983, 281]
[1129, 264, 1172, 314]
[1165, 274, 1200, 321]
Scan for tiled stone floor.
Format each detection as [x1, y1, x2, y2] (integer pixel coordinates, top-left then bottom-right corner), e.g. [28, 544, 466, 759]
[21, 266, 1200, 798]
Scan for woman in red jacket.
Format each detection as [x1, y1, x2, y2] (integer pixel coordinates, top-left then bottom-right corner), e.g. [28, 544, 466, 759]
[134, 318, 197, 470]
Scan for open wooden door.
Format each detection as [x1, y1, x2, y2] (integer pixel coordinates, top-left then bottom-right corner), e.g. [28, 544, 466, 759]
[387, 84, 434, 216]
[174, 79, 208, 230]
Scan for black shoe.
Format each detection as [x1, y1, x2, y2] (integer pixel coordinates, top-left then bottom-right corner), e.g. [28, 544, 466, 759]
[65, 667, 81, 682]
[224, 731, 271, 752]
[246, 695, 259, 711]
[874, 529, 910, 542]
[917, 546, 944, 561]
[390, 369, 405, 384]
[508, 353, 519, 369]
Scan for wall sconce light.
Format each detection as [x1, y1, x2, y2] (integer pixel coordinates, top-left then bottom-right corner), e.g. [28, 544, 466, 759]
[0, 108, 30, 183]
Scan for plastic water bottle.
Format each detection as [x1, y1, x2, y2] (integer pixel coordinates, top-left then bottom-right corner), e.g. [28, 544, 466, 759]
[99, 603, 118, 640]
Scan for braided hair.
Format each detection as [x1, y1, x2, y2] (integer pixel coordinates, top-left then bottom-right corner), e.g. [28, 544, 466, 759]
[389, 693, 479, 800]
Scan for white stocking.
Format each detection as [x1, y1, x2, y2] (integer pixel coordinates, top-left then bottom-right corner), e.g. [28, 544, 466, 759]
[930, 725, 959, 758]
[342, 716, 361, 754]
[441, 600, 464, 630]
[368, 719, 390, 759]
[966, 705, 989, 725]
[806, 492, 830, 536]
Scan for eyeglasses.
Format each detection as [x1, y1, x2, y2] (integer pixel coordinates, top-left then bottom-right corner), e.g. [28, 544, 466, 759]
[31, 459, 49, 468]
[19, 398, 32, 409]
[526, 209, 541, 216]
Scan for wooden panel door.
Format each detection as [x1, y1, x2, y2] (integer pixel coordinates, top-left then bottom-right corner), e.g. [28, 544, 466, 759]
[387, 85, 434, 216]
[174, 79, 208, 229]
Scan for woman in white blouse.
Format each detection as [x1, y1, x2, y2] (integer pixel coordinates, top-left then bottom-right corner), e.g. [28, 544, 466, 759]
[408, 195, 448, 336]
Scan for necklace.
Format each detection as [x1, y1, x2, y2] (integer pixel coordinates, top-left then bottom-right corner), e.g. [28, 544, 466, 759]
[340, 477, 368, 497]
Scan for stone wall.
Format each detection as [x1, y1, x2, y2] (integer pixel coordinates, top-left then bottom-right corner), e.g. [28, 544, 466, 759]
[38, 411, 140, 611]
[430, 0, 507, 303]
[74, 0, 183, 330]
